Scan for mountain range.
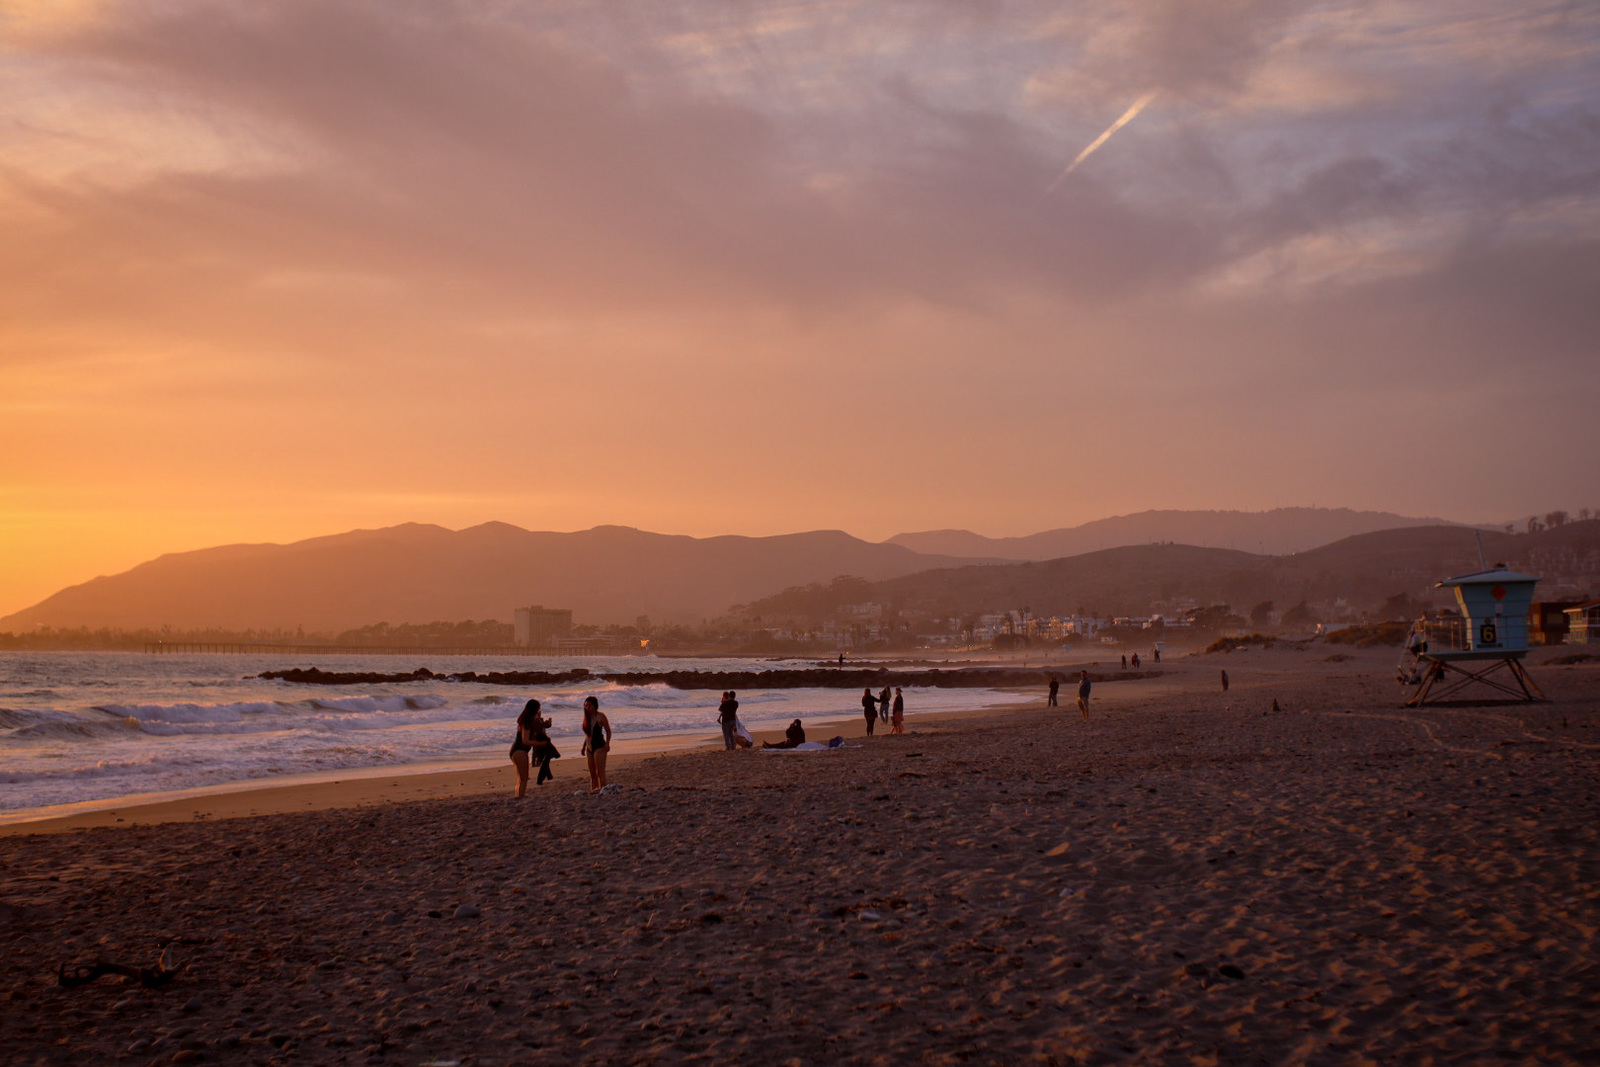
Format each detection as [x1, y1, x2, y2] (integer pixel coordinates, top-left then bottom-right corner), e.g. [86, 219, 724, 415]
[2, 509, 1579, 634]
[886, 507, 1478, 559]
[750, 522, 1600, 624]
[0, 522, 990, 632]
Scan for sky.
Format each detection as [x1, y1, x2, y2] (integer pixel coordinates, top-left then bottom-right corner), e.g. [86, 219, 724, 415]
[3, 0, 1598, 618]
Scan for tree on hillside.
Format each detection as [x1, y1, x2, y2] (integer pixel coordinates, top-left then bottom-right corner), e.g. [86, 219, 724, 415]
[1545, 510, 1569, 529]
[1186, 604, 1244, 631]
[1249, 600, 1275, 628]
[1281, 601, 1315, 628]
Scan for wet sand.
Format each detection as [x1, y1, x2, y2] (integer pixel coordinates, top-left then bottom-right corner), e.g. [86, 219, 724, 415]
[3, 645, 1598, 1065]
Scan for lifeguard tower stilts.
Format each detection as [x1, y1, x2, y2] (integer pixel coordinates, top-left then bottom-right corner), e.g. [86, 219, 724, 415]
[1401, 564, 1547, 707]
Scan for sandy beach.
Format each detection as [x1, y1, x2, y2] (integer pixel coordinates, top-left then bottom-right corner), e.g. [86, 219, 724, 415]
[3, 644, 1598, 1065]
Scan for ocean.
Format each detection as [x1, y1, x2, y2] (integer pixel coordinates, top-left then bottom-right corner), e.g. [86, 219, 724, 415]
[0, 651, 1017, 823]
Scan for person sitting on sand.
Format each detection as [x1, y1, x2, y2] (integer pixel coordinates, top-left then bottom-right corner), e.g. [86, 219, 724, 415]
[580, 696, 612, 793]
[762, 719, 807, 749]
[861, 688, 878, 735]
[891, 688, 905, 734]
[509, 699, 549, 798]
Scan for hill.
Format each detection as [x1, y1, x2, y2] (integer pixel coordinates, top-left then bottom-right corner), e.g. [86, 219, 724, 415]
[887, 507, 1478, 560]
[747, 522, 1600, 624]
[0, 523, 996, 633]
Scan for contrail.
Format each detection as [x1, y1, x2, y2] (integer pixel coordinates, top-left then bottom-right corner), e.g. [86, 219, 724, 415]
[1042, 90, 1158, 198]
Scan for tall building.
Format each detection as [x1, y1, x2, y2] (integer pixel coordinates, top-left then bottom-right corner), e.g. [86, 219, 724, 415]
[514, 606, 573, 648]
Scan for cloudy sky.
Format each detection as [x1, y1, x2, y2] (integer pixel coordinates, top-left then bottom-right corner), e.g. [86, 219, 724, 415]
[2, 0, 1598, 616]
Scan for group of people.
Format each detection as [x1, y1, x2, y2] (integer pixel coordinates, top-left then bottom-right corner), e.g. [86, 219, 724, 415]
[508, 696, 611, 797]
[1046, 670, 1093, 721]
[860, 685, 905, 735]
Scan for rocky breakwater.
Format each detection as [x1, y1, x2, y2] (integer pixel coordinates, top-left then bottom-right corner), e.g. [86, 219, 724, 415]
[260, 665, 1157, 689]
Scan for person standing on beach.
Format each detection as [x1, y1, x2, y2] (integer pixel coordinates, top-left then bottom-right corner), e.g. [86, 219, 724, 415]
[509, 699, 548, 798]
[861, 688, 878, 735]
[1047, 677, 1059, 706]
[878, 685, 892, 724]
[891, 688, 905, 734]
[580, 696, 612, 793]
[528, 700, 559, 787]
[717, 690, 741, 751]
[1076, 670, 1091, 721]
[1220, 669, 1230, 693]
[1121, 653, 1127, 669]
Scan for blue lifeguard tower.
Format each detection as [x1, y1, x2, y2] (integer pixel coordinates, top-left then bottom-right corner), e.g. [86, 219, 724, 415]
[1401, 564, 1547, 706]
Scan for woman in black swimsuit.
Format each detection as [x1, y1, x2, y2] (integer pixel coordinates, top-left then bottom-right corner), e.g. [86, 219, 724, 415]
[579, 695, 612, 793]
[509, 699, 549, 798]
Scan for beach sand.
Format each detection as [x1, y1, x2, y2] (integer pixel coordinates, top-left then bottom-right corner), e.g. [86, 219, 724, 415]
[3, 645, 1598, 1065]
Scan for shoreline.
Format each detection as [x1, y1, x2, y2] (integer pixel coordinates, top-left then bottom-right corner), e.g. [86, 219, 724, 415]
[0, 703, 1016, 836]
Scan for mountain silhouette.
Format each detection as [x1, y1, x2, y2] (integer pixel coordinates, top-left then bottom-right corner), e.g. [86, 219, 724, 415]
[887, 507, 1477, 560]
[0, 522, 995, 632]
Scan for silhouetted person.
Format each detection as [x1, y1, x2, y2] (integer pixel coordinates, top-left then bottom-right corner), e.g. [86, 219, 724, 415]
[1121, 654, 1127, 669]
[861, 688, 878, 735]
[1076, 670, 1091, 721]
[1131, 652, 1141, 669]
[1047, 677, 1059, 707]
[1220, 669, 1230, 693]
[891, 688, 905, 734]
[763, 719, 806, 749]
[718, 690, 741, 750]
[878, 685, 892, 723]
[1153, 648, 1161, 663]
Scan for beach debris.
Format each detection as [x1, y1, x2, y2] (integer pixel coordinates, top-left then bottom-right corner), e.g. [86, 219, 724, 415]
[452, 904, 481, 920]
[1218, 964, 1246, 980]
[57, 945, 186, 990]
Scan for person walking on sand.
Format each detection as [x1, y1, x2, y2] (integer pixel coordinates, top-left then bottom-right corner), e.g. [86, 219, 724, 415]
[891, 688, 905, 734]
[1076, 670, 1091, 721]
[580, 696, 612, 792]
[509, 698, 549, 798]
[1121, 653, 1127, 669]
[717, 690, 741, 751]
[861, 688, 878, 735]
[1047, 677, 1059, 706]
[1220, 669, 1230, 693]
[878, 685, 892, 724]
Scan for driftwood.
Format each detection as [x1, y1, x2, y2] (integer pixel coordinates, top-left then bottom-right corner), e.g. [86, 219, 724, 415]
[57, 944, 185, 989]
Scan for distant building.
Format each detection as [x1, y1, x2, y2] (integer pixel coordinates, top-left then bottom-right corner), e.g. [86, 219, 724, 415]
[1564, 600, 1600, 645]
[514, 606, 573, 648]
[1531, 600, 1586, 645]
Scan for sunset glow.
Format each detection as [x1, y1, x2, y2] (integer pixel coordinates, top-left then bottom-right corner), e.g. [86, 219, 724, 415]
[3, 1, 1598, 617]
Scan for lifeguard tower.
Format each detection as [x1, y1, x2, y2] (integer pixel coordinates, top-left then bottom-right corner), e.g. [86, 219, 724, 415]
[1400, 565, 1546, 707]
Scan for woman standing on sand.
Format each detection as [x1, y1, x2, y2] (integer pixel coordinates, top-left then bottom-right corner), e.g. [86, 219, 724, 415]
[580, 695, 612, 793]
[890, 688, 905, 734]
[509, 699, 550, 798]
[861, 688, 878, 735]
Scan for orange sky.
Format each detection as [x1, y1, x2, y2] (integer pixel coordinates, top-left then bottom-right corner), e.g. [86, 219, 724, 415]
[3, 1, 1598, 619]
